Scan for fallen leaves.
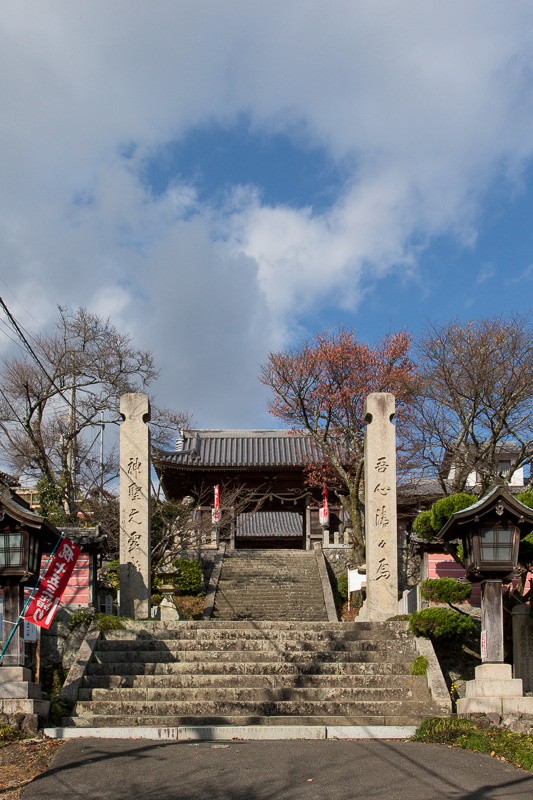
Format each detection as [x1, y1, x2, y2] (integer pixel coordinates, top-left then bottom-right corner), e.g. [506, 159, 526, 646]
[0, 738, 63, 798]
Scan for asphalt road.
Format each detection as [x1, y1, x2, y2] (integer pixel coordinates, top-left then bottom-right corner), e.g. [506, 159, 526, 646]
[23, 738, 533, 800]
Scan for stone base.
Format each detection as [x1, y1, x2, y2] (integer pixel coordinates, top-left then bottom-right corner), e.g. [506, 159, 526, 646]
[356, 600, 393, 622]
[0, 666, 32, 683]
[457, 663, 532, 729]
[0, 664, 50, 729]
[457, 663, 523, 716]
[159, 596, 180, 622]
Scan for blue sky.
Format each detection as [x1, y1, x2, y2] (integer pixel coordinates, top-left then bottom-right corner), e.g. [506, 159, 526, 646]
[1, 1, 533, 434]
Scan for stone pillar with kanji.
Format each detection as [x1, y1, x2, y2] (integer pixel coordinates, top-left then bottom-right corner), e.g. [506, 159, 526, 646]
[119, 393, 151, 618]
[360, 392, 398, 621]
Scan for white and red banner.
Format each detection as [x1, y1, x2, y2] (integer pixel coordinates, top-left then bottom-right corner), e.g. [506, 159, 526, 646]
[23, 538, 81, 629]
[319, 484, 329, 526]
[212, 485, 221, 524]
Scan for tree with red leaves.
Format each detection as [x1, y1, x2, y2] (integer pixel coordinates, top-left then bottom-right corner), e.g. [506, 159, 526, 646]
[260, 328, 416, 562]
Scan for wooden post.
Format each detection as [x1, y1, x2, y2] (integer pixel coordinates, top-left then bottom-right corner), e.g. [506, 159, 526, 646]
[481, 579, 504, 663]
[1, 584, 24, 666]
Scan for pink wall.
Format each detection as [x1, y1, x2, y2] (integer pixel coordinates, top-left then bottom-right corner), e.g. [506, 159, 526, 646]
[427, 551, 532, 606]
[427, 552, 481, 604]
[40, 551, 91, 605]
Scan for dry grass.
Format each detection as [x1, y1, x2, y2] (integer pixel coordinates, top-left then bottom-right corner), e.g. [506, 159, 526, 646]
[173, 593, 206, 619]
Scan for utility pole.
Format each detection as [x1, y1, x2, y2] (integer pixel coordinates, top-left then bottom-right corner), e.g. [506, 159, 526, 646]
[66, 352, 77, 516]
[99, 410, 104, 505]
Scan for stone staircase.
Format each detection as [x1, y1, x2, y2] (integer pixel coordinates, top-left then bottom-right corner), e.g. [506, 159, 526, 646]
[62, 620, 443, 728]
[211, 549, 328, 621]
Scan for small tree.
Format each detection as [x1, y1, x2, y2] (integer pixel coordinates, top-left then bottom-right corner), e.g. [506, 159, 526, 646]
[260, 327, 416, 562]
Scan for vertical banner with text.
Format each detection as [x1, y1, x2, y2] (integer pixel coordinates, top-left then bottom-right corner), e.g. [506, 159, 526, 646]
[23, 538, 81, 629]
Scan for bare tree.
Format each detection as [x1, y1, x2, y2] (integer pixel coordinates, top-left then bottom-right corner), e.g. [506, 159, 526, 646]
[411, 314, 533, 495]
[0, 306, 189, 518]
[150, 480, 267, 568]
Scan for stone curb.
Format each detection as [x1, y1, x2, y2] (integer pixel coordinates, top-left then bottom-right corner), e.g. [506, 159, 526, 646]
[42, 724, 417, 741]
[315, 549, 338, 622]
[415, 636, 452, 715]
[59, 622, 101, 703]
[201, 545, 226, 620]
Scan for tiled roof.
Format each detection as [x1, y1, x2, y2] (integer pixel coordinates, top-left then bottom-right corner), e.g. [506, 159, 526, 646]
[59, 526, 108, 552]
[0, 470, 19, 487]
[154, 429, 319, 468]
[236, 511, 303, 538]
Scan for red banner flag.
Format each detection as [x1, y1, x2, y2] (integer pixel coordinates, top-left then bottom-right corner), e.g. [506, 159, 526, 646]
[214, 485, 219, 509]
[323, 484, 329, 516]
[23, 537, 81, 629]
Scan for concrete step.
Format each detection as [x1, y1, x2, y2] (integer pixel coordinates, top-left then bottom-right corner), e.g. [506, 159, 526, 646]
[91, 648, 415, 665]
[72, 699, 437, 717]
[78, 685, 432, 703]
[68, 617, 441, 731]
[101, 625, 412, 643]
[111, 620, 406, 634]
[212, 549, 327, 621]
[86, 660, 415, 677]
[106, 620, 412, 642]
[82, 674, 428, 691]
[96, 638, 416, 654]
[61, 713, 434, 728]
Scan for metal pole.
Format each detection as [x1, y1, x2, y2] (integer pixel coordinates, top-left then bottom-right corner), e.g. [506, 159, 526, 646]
[0, 535, 64, 664]
[100, 410, 104, 504]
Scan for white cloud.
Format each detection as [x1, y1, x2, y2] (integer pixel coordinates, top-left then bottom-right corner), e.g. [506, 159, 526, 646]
[2, 1, 533, 424]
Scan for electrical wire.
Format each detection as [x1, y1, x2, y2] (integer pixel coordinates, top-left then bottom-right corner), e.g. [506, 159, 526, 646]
[0, 277, 42, 327]
[0, 297, 96, 428]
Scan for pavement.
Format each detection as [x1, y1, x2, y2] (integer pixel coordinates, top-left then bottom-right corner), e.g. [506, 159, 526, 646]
[23, 738, 533, 800]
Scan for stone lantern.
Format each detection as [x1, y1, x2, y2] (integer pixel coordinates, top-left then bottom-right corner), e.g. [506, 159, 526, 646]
[438, 483, 533, 721]
[0, 488, 60, 666]
[438, 483, 528, 663]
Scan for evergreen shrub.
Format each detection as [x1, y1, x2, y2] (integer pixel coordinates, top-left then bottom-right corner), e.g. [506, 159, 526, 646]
[413, 510, 433, 540]
[429, 494, 477, 533]
[420, 577, 472, 604]
[409, 607, 476, 640]
[172, 558, 205, 595]
[336, 572, 349, 601]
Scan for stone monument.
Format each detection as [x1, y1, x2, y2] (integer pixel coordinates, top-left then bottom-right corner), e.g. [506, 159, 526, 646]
[359, 392, 398, 621]
[512, 605, 533, 693]
[119, 393, 151, 618]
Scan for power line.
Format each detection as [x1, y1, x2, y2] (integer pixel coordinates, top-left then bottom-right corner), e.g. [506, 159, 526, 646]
[0, 297, 95, 428]
[0, 318, 26, 351]
[0, 276, 42, 328]
[0, 387, 28, 429]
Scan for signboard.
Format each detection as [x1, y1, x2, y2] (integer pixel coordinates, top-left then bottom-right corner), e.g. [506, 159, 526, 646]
[104, 594, 114, 615]
[23, 620, 38, 642]
[23, 538, 81, 629]
[481, 629, 487, 660]
[348, 568, 366, 594]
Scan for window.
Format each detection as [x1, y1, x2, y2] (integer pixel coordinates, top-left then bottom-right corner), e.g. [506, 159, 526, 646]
[478, 526, 514, 563]
[0, 532, 23, 567]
